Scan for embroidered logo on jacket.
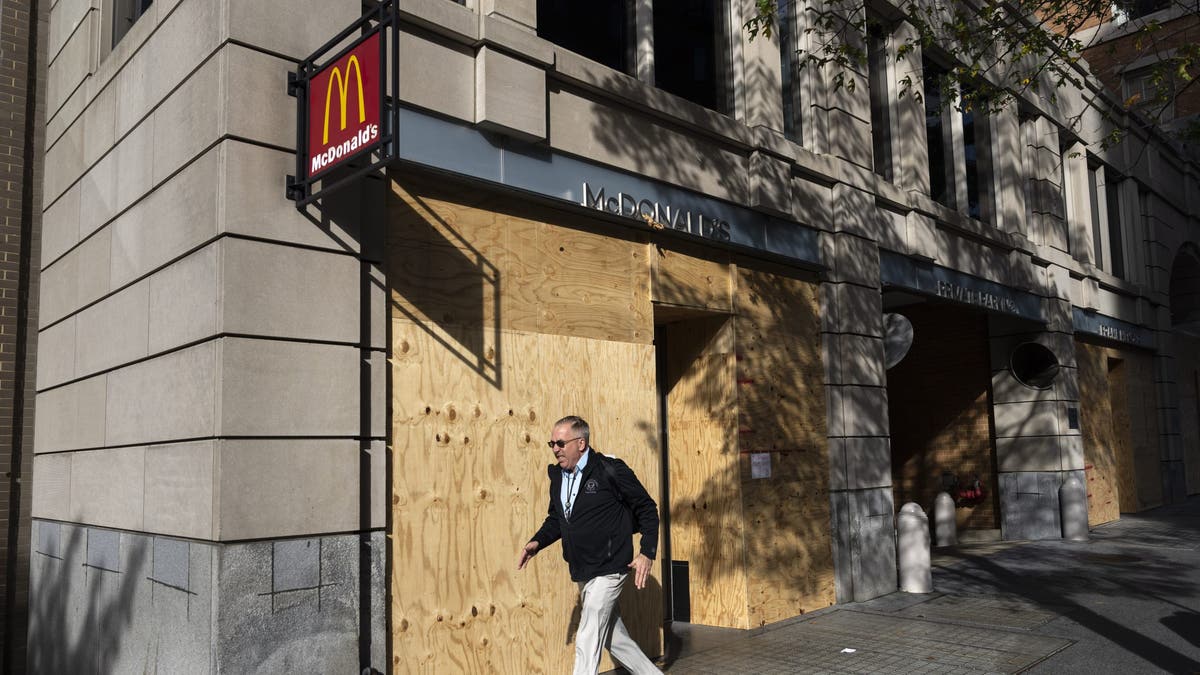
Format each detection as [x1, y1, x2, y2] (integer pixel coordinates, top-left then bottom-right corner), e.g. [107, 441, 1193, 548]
[584, 479, 600, 494]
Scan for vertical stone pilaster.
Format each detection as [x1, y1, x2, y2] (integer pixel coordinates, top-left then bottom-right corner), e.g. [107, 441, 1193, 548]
[892, 21, 928, 196]
[479, 0, 536, 29]
[1063, 141, 1094, 264]
[635, 0, 655, 84]
[737, 0, 785, 132]
[803, 0, 871, 168]
[982, 106, 1022, 236]
[820, 226, 894, 602]
[990, 269, 1083, 540]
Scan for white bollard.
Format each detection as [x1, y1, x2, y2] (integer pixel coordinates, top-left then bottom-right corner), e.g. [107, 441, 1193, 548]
[897, 502, 933, 593]
[934, 492, 957, 547]
[1060, 474, 1089, 541]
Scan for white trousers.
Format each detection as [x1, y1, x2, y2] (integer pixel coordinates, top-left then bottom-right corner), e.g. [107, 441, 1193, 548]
[572, 573, 661, 675]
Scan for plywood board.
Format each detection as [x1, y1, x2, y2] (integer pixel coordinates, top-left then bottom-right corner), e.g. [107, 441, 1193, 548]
[652, 246, 732, 313]
[388, 171, 653, 347]
[388, 174, 662, 675]
[734, 267, 836, 626]
[1077, 341, 1120, 527]
[664, 316, 748, 629]
[1123, 351, 1162, 510]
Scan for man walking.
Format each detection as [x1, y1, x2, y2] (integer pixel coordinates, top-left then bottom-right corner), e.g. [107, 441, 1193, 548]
[517, 415, 662, 675]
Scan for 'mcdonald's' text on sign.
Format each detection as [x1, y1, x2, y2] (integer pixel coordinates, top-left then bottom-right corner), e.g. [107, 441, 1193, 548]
[307, 32, 381, 178]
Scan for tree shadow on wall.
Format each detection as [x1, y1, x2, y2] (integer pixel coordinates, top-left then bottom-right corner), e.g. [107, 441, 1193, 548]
[27, 524, 148, 674]
[384, 178, 502, 388]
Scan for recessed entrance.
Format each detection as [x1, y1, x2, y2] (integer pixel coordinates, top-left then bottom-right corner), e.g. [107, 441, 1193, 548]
[884, 300, 1000, 533]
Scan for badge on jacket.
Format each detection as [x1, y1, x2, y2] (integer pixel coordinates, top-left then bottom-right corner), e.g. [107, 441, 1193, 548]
[584, 479, 599, 494]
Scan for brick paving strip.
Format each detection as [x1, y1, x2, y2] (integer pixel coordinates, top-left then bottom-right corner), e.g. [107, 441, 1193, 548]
[665, 609, 1073, 674]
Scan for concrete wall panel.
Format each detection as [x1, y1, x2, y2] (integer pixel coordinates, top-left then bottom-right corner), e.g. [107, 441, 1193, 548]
[144, 440, 216, 540]
[31, 454, 72, 521]
[148, 244, 220, 353]
[46, 12, 92, 117]
[105, 342, 217, 447]
[475, 46, 547, 141]
[398, 28, 475, 124]
[151, 56, 221, 186]
[221, 239, 361, 344]
[33, 375, 108, 453]
[216, 439, 370, 540]
[74, 279, 150, 377]
[48, 0, 93, 62]
[81, 84, 118, 177]
[218, 339, 360, 437]
[110, 148, 220, 289]
[219, 142, 365, 253]
[223, 45, 295, 149]
[41, 182, 80, 266]
[69, 447, 146, 530]
[36, 317, 76, 389]
[114, 0, 223, 138]
[227, 0, 361, 61]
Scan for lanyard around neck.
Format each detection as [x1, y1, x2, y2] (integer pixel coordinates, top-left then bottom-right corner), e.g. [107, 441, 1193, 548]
[564, 470, 580, 519]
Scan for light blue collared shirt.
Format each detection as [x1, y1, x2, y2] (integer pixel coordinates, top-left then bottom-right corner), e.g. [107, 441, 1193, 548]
[560, 448, 590, 518]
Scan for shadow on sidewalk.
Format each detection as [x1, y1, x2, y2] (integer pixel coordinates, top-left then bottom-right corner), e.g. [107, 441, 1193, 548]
[937, 509, 1200, 674]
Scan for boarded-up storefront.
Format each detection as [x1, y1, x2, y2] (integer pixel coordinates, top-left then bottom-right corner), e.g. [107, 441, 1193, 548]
[1076, 340, 1162, 525]
[386, 172, 834, 672]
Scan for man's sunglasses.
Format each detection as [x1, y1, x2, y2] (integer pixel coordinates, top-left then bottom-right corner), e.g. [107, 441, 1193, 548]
[547, 436, 583, 449]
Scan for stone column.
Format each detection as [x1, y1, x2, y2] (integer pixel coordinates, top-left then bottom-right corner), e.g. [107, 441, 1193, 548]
[990, 265, 1085, 540]
[803, 0, 871, 169]
[821, 189, 896, 602]
[737, 0, 785, 133]
[892, 21, 928, 197]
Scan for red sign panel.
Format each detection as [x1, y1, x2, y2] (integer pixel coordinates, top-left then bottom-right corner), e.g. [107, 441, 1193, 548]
[307, 31, 382, 178]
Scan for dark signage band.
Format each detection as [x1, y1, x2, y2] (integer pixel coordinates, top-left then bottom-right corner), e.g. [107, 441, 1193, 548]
[391, 108, 822, 268]
[879, 251, 1044, 322]
[286, 1, 398, 207]
[1072, 308, 1154, 347]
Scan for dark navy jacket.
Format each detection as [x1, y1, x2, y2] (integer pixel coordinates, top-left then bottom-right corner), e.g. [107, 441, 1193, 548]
[529, 449, 659, 582]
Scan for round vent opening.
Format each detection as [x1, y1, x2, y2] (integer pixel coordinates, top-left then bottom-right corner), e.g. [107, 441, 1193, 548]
[1010, 342, 1060, 389]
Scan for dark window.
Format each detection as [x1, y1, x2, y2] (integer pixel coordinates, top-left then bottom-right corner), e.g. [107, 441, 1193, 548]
[867, 17, 892, 180]
[654, 0, 731, 113]
[1105, 169, 1125, 277]
[538, 0, 634, 74]
[779, 0, 801, 141]
[923, 59, 950, 207]
[1059, 138, 1071, 254]
[113, 0, 153, 48]
[962, 103, 980, 219]
[1088, 166, 1104, 266]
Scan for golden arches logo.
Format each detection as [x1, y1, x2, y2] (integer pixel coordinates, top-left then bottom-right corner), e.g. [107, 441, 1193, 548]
[322, 55, 366, 145]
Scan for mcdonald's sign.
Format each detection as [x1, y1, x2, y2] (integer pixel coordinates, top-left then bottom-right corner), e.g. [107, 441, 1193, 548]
[306, 31, 382, 178]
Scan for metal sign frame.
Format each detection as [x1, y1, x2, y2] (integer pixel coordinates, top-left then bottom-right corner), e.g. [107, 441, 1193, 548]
[286, 0, 398, 207]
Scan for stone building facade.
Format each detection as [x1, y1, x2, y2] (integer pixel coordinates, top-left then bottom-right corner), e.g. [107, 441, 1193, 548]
[28, 0, 1200, 672]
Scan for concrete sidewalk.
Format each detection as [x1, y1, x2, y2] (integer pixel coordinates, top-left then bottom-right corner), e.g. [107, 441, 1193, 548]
[657, 496, 1200, 674]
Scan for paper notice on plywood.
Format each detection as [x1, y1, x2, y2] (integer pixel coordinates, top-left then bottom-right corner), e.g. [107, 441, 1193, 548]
[751, 452, 771, 479]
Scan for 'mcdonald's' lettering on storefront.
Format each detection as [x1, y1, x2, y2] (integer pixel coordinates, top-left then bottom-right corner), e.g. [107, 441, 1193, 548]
[582, 182, 732, 241]
[307, 31, 382, 178]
